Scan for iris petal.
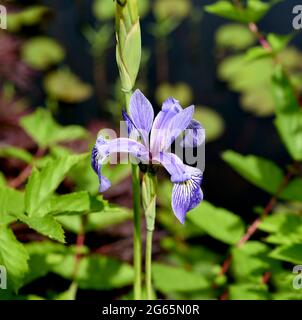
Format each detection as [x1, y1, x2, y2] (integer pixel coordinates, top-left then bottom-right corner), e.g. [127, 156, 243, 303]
[172, 168, 203, 224]
[181, 119, 205, 148]
[129, 89, 154, 145]
[150, 97, 182, 154]
[91, 136, 149, 192]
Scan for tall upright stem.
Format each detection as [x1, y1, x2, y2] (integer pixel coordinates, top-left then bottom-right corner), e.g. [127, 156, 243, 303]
[142, 172, 157, 300]
[115, 0, 142, 300]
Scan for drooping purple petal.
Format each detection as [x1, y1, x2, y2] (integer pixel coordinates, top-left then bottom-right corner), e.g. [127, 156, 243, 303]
[150, 97, 182, 154]
[154, 152, 190, 183]
[172, 168, 203, 224]
[129, 89, 154, 145]
[181, 119, 205, 148]
[91, 136, 149, 192]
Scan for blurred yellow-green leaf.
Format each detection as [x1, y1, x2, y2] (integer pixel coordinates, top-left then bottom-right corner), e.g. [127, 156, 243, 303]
[22, 37, 65, 70]
[155, 82, 193, 106]
[44, 69, 93, 103]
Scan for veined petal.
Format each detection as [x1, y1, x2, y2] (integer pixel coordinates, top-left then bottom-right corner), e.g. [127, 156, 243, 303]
[122, 109, 141, 141]
[129, 89, 154, 145]
[154, 152, 190, 183]
[154, 151, 203, 224]
[172, 172, 203, 224]
[91, 136, 149, 192]
[151, 105, 194, 155]
[150, 97, 182, 154]
[181, 119, 206, 148]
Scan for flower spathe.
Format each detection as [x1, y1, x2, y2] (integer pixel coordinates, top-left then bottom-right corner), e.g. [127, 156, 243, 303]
[91, 90, 205, 224]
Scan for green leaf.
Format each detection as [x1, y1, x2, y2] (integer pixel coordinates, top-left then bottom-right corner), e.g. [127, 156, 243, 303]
[43, 69, 93, 103]
[20, 108, 88, 148]
[17, 213, 65, 243]
[222, 150, 284, 194]
[52, 254, 134, 290]
[205, 0, 273, 23]
[23, 241, 66, 285]
[155, 82, 193, 106]
[229, 283, 269, 300]
[152, 263, 210, 293]
[270, 244, 302, 264]
[0, 225, 29, 291]
[0, 146, 33, 163]
[22, 37, 65, 70]
[272, 67, 302, 160]
[280, 178, 302, 202]
[24, 154, 88, 216]
[268, 33, 293, 53]
[0, 187, 24, 224]
[231, 241, 278, 283]
[187, 201, 245, 245]
[215, 24, 256, 50]
[48, 191, 91, 215]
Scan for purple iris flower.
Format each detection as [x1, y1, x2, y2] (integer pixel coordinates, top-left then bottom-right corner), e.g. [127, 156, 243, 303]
[91, 90, 205, 224]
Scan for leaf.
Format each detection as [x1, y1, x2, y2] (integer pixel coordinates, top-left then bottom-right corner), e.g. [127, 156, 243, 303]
[155, 82, 193, 106]
[272, 67, 302, 160]
[222, 150, 284, 194]
[52, 254, 134, 290]
[48, 191, 91, 215]
[270, 244, 302, 264]
[0, 146, 33, 163]
[44, 69, 93, 103]
[229, 283, 270, 300]
[20, 108, 88, 148]
[268, 33, 293, 53]
[153, 0, 191, 20]
[7, 6, 49, 32]
[22, 37, 65, 70]
[17, 213, 65, 243]
[187, 201, 245, 245]
[231, 241, 278, 283]
[24, 154, 88, 216]
[205, 0, 273, 23]
[23, 241, 66, 285]
[152, 263, 210, 293]
[215, 24, 256, 50]
[0, 187, 24, 224]
[0, 225, 29, 291]
[280, 178, 302, 202]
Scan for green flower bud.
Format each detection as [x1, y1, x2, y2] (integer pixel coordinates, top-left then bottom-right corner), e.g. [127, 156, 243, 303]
[116, 0, 141, 93]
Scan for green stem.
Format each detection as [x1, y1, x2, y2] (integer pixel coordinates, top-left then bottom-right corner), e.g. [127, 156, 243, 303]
[145, 229, 153, 299]
[125, 91, 142, 300]
[142, 172, 157, 300]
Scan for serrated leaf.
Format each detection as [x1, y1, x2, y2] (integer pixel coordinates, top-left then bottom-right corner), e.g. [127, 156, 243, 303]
[222, 150, 284, 194]
[0, 225, 29, 291]
[24, 154, 88, 216]
[152, 263, 210, 293]
[187, 201, 245, 245]
[20, 108, 88, 148]
[0, 187, 24, 224]
[17, 213, 65, 243]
